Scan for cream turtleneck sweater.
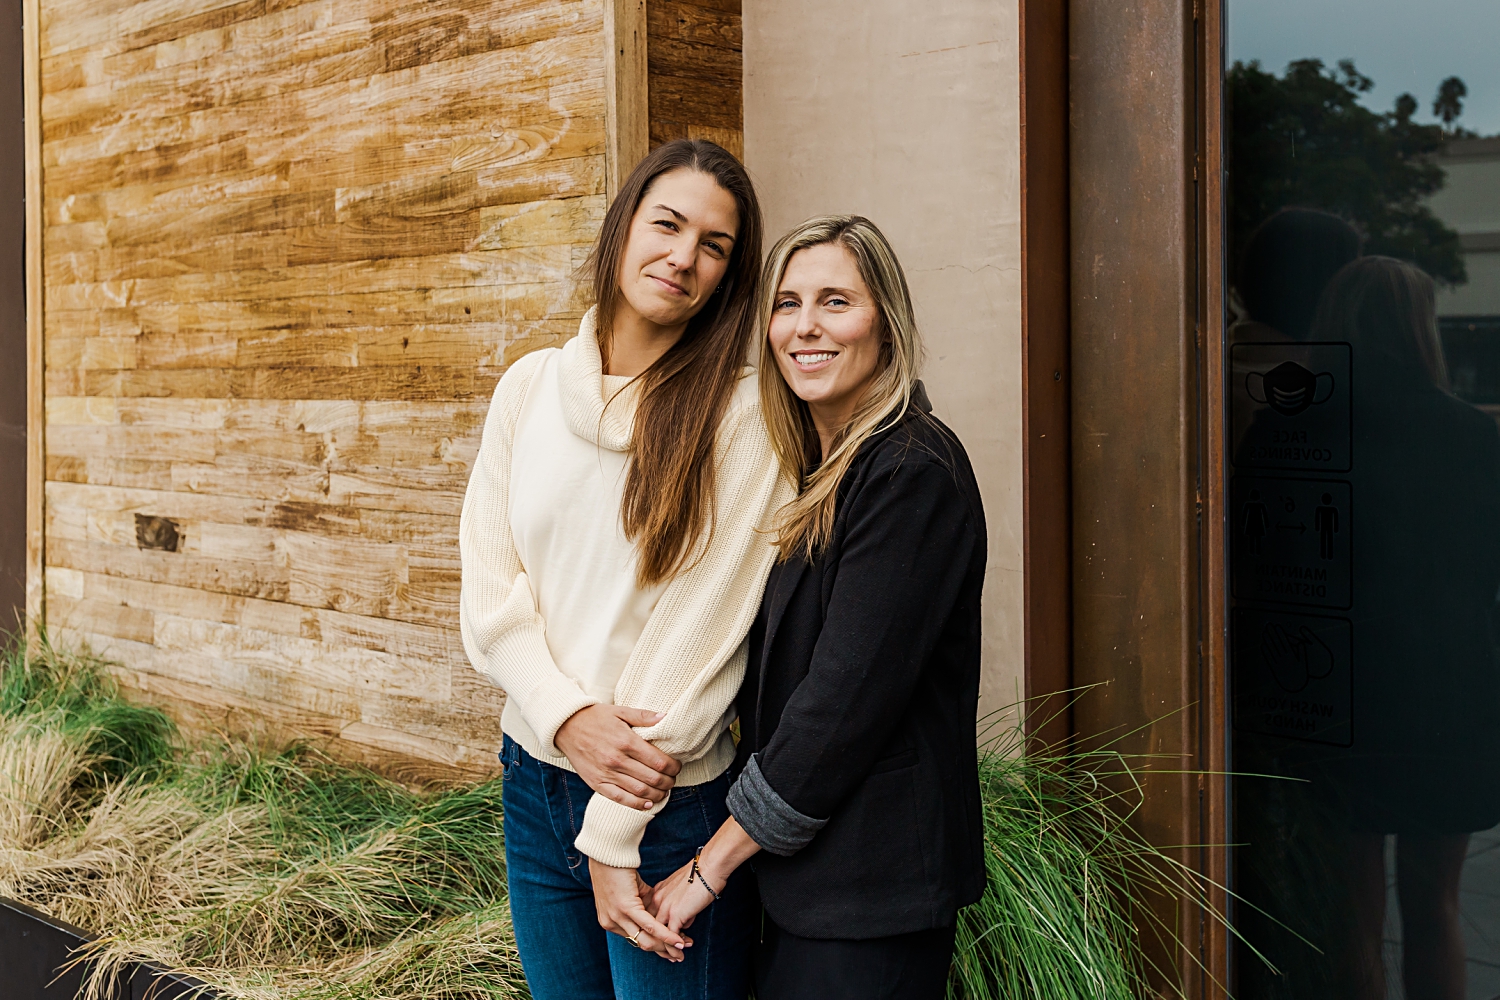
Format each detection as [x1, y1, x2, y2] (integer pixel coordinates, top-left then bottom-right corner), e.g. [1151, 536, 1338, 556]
[459, 309, 792, 868]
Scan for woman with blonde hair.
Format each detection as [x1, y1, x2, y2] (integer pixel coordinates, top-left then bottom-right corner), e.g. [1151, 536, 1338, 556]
[460, 139, 791, 998]
[650, 215, 989, 999]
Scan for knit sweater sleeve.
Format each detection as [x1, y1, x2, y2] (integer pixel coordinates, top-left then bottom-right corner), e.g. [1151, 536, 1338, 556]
[573, 388, 795, 868]
[459, 351, 599, 757]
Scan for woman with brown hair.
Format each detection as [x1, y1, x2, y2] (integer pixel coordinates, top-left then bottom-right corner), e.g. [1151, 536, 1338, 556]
[458, 139, 790, 998]
[650, 216, 988, 999]
[1307, 255, 1500, 999]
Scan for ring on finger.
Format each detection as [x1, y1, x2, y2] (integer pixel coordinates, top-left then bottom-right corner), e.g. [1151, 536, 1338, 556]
[628, 928, 642, 947]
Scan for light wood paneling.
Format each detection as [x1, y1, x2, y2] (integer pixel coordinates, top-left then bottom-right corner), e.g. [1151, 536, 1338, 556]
[34, 0, 614, 781]
[605, 0, 648, 195]
[646, 0, 740, 158]
[33, 0, 746, 783]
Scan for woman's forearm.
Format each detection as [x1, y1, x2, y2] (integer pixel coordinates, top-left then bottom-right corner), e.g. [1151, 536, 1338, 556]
[698, 816, 762, 889]
[649, 815, 762, 935]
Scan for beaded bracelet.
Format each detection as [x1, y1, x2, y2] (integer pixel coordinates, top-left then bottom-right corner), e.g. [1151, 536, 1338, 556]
[687, 845, 722, 902]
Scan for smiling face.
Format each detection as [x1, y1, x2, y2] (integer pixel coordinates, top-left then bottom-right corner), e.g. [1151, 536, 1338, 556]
[768, 242, 885, 442]
[615, 167, 740, 333]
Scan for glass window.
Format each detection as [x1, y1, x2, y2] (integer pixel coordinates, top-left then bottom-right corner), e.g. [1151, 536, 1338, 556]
[1226, 3, 1500, 996]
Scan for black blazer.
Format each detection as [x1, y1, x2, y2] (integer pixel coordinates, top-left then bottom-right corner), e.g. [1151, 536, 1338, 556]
[731, 387, 988, 939]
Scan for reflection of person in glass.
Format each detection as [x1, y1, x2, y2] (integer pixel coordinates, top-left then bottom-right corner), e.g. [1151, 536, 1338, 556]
[1231, 208, 1362, 344]
[1243, 488, 1269, 553]
[1314, 493, 1338, 560]
[1313, 256, 1500, 1000]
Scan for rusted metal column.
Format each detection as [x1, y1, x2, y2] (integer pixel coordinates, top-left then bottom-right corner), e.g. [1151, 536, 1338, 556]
[1021, 0, 1073, 748]
[1069, 0, 1225, 991]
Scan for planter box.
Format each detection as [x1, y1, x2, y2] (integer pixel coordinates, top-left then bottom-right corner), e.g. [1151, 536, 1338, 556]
[0, 898, 217, 1000]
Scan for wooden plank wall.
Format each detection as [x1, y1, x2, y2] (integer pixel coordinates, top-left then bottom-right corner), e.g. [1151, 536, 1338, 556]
[646, 0, 740, 157]
[34, 0, 610, 784]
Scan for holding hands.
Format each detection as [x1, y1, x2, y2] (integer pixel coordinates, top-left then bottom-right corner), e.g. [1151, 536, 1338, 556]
[558, 704, 761, 962]
[652, 847, 727, 935]
[650, 818, 764, 957]
[589, 858, 692, 961]
[557, 704, 696, 958]
[590, 817, 761, 961]
[591, 836, 728, 961]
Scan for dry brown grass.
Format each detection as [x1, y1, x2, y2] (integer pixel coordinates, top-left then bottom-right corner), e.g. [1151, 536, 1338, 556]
[1, 634, 526, 1000]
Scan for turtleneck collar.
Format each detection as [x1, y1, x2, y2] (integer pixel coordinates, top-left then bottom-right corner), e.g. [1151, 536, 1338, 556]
[558, 306, 638, 453]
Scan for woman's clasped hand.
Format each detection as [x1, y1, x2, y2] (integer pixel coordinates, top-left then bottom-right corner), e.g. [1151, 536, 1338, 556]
[648, 856, 721, 936]
[591, 857, 693, 961]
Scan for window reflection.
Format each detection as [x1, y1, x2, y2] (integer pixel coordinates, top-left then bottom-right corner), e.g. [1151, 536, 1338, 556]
[1227, 7, 1500, 997]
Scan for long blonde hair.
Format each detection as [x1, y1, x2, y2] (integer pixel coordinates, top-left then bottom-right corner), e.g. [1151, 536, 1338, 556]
[759, 216, 925, 559]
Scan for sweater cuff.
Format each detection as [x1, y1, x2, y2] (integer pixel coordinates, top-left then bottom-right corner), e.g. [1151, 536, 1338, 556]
[574, 791, 667, 869]
[727, 754, 827, 857]
[518, 664, 600, 759]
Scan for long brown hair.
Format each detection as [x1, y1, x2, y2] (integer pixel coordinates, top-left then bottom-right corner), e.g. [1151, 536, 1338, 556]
[759, 216, 925, 560]
[1310, 255, 1449, 390]
[585, 139, 764, 587]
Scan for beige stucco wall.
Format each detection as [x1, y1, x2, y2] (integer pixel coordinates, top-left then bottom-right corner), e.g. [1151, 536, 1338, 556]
[742, 0, 1025, 721]
[1429, 146, 1500, 316]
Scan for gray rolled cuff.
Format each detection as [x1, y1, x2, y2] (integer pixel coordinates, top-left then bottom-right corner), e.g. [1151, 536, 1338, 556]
[726, 754, 827, 857]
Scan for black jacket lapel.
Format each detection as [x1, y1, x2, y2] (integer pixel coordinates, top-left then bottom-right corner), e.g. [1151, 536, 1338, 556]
[754, 552, 807, 746]
[761, 553, 806, 671]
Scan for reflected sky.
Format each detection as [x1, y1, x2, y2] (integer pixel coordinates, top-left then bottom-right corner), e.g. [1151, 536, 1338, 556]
[1228, 0, 1500, 136]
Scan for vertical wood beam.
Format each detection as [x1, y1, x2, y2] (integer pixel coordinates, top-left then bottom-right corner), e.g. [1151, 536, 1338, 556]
[22, 0, 43, 634]
[605, 0, 649, 199]
[1020, 0, 1073, 748]
[646, 0, 743, 158]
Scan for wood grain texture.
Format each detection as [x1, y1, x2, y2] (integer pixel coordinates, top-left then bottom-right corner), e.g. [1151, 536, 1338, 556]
[646, 0, 740, 158]
[604, 0, 647, 195]
[36, 0, 617, 780]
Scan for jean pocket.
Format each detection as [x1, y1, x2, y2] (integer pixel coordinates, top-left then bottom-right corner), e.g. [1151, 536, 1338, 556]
[499, 735, 521, 778]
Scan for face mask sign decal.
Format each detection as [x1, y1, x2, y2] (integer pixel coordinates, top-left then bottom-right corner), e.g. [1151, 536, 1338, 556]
[1246, 360, 1337, 416]
[1231, 342, 1352, 474]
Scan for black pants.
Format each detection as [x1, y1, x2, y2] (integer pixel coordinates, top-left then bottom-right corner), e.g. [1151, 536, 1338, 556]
[753, 918, 955, 1000]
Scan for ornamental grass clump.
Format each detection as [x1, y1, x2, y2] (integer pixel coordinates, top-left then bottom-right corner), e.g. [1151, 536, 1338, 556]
[948, 717, 1232, 1000]
[3, 631, 1227, 999]
[0, 632, 527, 1000]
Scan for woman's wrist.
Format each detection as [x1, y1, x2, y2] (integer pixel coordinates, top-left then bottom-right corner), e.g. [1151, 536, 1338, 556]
[698, 817, 761, 889]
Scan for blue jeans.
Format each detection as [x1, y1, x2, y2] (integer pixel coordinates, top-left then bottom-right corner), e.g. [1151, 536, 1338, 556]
[500, 735, 754, 1000]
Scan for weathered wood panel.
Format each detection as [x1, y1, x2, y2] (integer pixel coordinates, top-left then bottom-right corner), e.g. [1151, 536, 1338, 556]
[604, 0, 647, 194]
[646, 0, 740, 157]
[36, 0, 613, 781]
